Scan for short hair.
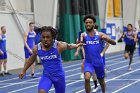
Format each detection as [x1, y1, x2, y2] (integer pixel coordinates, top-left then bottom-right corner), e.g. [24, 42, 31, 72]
[1, 26, 5, 30]
[83, 15, 96, 23]
[41, 26, 58, 40]
[127, 24, 133, 27]
[29, 22, 35, 26]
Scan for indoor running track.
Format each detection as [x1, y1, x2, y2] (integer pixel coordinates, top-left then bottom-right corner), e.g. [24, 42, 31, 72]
[0, 50, 140, 93]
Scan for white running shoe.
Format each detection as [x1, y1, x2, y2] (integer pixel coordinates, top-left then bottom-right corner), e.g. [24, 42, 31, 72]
[128, 66, 132, 71]
[92, 87, 98, 92]
[80, 73, 84, 79]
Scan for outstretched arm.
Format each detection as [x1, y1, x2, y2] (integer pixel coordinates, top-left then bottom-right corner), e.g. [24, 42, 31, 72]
[58, 41, 83, 54]
[99, 32, 116, 45]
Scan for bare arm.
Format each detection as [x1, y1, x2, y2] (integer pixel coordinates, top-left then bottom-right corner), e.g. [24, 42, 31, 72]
[74, 47, 81, 56]
[121, 32, 126, 38]
[24, 32, 32, 52]
[0, 35, 3, 55]
[20, 46, 37, 75]
[0, 35, 2, 40]
[58, 41, 83, 54]
[134, 32, 138, 42]
[80, 33, 85, 43]
[101, 41, 110, 56]
[81, 46, 85, 58]
[99, 32, 116, 45]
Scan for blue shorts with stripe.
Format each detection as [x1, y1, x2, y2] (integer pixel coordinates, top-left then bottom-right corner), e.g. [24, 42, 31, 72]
[24, 48, 32, 59]
[84, 59, 105, 79]
[0, 52, 7, 60]
[38, 74, 65, 93]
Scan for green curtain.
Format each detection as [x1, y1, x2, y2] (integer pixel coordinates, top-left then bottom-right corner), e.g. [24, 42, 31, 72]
[59, 0, 100, 61]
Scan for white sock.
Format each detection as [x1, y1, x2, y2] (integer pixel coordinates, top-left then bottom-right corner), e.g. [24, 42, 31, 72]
[4, 70, 8, 73]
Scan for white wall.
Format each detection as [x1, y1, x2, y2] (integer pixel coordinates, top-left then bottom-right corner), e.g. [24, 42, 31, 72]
[98, 0, 123, 53]
[0, 11, 34, 70]
[122, 0, 137, 26]
[10, 0, 32, 12]
[98, 0, 139, 54]
[135, 0, 140, 29]
[34, 0, 58, 27]
[106, 43, 125, 53]
[98, 0, 107, 28]
[0, 0, 139, 70]
[16, 12, 34, 32]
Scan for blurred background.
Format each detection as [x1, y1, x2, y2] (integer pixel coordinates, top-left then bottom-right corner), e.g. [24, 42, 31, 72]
[0, 0, 140, 70]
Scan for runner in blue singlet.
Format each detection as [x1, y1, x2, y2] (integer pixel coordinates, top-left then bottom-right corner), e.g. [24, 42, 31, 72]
[121, 24, 137, 71]
[81, 15, 116, 93]
[24, 22, 36, 77]
[19, 26, 83, 93]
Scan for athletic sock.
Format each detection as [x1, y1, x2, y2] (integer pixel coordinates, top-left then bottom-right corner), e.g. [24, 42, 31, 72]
[94, 80, 98, 88]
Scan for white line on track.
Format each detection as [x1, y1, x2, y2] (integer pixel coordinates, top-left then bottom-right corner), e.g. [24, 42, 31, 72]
[1, 56, 139, 90]
[4, 53, 140, 93]
[0, 82, 39, 85]
[75, 61, 140, 93]
[0, 51, 130, 83]
[5, 57, 140, 93]
[112, 80, 140, 93]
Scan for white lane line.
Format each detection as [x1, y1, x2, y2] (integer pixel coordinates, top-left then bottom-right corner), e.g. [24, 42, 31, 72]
[0, 77, 40, 89]
[66, 78, 140, 82]
[0, 63, 81, 83]
[7, 85, 38, 93]
[5, 57, 140, 93]
[1, 56, 139, 89]
[0, 82, 39, 85]
[0, 52, 131, 83]
[75, 62, 140, 93]
[47, 58, 140, 92]
[4, 54, 139, 92]
[112, 80, 140, 93]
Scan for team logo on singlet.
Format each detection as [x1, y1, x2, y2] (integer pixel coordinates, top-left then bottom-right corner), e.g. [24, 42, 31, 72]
[86, 40, 99, 44]
[29, 35, 35, 38]
[2, 37, 6, 40]
[126, 35, 134, 39]
[40, 54, 57, 60]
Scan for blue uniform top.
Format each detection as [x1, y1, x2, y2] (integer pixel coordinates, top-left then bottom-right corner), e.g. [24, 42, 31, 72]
[124, 31, 135, 45]
[137, 31, 140, 44]
[37, 40, 64, 77]
[83, 32, 102, 64]
[0, 34, 6, 52]
[24, 31, 35, 51]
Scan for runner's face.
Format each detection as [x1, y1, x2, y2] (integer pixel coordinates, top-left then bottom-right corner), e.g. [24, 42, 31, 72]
[127, 25, 132, 31]
[85, 18, 94, 31]
[41, 31, 53, 48]
[29, 24, 35, 31]
[2, 27, 6, 34]
[138, 20, 140, 26]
